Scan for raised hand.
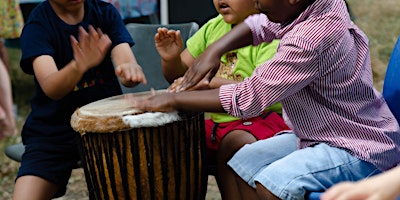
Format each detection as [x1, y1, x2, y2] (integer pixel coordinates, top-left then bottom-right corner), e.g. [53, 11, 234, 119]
[70, 25, 112, 72]
[155, 27, 184, 61]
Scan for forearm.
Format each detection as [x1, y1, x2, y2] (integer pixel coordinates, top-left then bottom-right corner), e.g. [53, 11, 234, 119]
[38, 60, 85, 100]
[377, 166, 400, 197]
[162, 58, 187, 84]
[207, 23, 253, 57]
[174, 89, 224, 112]
[0, 60, 14, 121]
[111, 43, 137, 67]
[209, 77, 239, 89]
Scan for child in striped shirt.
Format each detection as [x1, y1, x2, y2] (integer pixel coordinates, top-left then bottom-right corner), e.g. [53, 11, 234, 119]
[134, 0, 400, 199]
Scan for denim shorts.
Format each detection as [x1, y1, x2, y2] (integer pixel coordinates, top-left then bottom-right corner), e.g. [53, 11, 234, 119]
[227, 133, 381, 200]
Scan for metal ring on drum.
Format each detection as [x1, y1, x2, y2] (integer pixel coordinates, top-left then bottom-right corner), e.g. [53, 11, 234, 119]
[70, 90, 207, 200]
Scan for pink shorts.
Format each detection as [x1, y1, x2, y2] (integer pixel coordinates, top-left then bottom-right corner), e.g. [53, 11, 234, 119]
[205, 111, 290, 162]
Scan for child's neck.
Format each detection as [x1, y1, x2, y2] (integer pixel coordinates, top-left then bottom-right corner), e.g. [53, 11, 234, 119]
[49, 1, 85, 25]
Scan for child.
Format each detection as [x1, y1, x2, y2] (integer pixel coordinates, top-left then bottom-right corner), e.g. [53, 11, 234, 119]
[321, 166, 400, 200]
[135, 0, 400, 199]
[154, 0, 289, 198]
[13, 0, 147, 199]
[0, 57, 16, 140]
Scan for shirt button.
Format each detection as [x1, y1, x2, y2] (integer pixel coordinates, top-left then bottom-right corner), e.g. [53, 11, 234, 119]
[243, 121, 252, 126]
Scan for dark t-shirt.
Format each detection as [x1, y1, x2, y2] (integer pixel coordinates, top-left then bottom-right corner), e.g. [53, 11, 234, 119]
[20, 0, 134, 144]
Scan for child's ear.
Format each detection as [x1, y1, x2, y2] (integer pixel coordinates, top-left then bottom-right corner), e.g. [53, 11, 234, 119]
[288, 0, 301, 5]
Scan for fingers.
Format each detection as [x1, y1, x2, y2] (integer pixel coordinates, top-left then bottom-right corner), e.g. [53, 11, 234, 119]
[155, 27, 169, 41]
[78, 26, 89, 50]
[76, 25, 111, 55]
[116, 63, 148, 86]
[167, 77, 183, 93]
[70, 35, 81, 53]
[88, 25, 99, 40]
[89, 25, 111, 56]
[155, 28, 181, 42]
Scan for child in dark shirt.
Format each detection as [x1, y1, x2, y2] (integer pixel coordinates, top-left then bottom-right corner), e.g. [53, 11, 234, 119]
[13, 0, 147, 199]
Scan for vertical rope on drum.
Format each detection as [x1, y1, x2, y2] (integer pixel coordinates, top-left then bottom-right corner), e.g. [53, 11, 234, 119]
[123, 130, 138, 199]
[168, 123, 179, 199]
[158, 124, 169, 199]
[174, 122, 184, 198]
[190, 117, 200, 199]
[90, 134, 106, 200]
[144, 126, 155, 199]
[115, 130, 131, 199]
[199, 117, 208, 199]
[130, 129, 143, 199]
[80, 136, 97, 200]
[182, 120, 192, 199]
[103, 133, 120, 199]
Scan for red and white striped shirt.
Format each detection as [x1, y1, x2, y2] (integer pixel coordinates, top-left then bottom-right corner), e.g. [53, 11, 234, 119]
[219, 0, 400, 171]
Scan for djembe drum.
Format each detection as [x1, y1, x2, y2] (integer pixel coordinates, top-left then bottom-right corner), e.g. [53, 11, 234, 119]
[70, 90, 207, 200]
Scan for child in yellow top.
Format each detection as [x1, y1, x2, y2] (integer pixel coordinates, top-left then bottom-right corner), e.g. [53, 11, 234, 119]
[154, 0, 289, 198]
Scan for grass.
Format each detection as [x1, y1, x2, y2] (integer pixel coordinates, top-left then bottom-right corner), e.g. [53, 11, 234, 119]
[348, 0, 400, 90]
[1, 0, 400, 198]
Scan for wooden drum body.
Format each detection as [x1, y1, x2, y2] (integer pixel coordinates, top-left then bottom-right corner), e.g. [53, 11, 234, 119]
[70, 91, 207, 200]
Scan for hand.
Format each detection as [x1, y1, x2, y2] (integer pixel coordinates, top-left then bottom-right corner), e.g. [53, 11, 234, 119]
[321, 171, 400, 200]
[155, 28, 184, 61]
[70, 25, 112, 72]
[167, 77, 211, 93]
[133, 92, 177, 112]
[0, 117, 17, 140]
[176, 47, 221, 91]
[115, 63, 147, 87]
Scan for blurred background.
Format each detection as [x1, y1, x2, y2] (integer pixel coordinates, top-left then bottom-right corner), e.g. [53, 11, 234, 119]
[1, 0, 400, 199]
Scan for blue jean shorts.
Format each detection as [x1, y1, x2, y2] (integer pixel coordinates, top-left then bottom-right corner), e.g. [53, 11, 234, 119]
[227, 133, 381, 200]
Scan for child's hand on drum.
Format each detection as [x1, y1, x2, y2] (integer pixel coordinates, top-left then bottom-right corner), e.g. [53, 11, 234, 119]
[167, 77, 211, 93]
[176, 48, 221, 92]
[133, 92, 177, 112]
[70, 25, 112, 72]
[115, 63, 147, 87]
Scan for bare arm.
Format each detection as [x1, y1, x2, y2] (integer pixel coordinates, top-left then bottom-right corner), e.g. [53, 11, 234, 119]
[0, 58, 16, 139]
[162, 49, 194, 83]
[155, 28, 195, 83]
[179, 22, 253, 91]
[34, 26, 111, 100]
[112, 43, 147, 87]
[321, 166, 400, 200]
[134, 89, 224, 113]
[209, 77, 240, 89]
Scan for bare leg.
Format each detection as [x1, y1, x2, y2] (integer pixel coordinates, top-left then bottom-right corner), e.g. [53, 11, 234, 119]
[235, 172, 259, 199]
[216, 130, 256, 200]
[256, 182, 280, 200]
[13, 175, 59, 200]
[233, 165, 280, 200]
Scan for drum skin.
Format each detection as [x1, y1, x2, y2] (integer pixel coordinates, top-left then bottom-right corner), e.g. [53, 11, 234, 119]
[71, 92, 207, 200]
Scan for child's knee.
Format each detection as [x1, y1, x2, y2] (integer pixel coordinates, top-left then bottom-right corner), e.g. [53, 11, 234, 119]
[218, 131, 257, 154]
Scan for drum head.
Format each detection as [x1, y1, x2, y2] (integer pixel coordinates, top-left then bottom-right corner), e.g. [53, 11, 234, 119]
[70, 90, 180, 134]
